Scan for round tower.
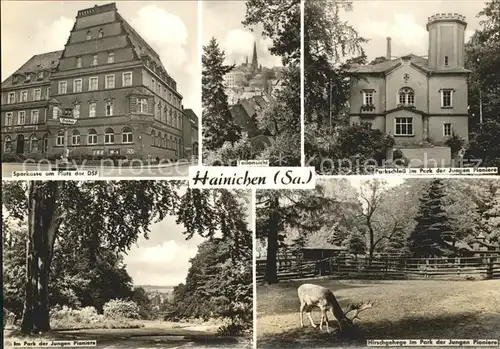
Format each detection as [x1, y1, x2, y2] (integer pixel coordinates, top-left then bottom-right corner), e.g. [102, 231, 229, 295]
[426, 13, 467, 70]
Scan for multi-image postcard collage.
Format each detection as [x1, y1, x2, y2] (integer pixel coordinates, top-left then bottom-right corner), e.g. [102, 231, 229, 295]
[1, 0, 499, 348]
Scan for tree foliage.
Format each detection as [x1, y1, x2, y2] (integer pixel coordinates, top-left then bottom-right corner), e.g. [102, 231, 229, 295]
[2, 181, 252, 334]
[202, 37, 241, 152]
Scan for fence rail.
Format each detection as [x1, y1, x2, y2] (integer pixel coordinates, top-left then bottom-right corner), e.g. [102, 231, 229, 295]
[256, 255, 500, 282]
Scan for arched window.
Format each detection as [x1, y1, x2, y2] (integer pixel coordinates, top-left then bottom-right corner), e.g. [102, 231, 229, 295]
[30, 135, 39, 152]
[151, 130, 156, 146]
[98, 29, 103, 38]
[4, 136, 12, 153]
[57, 131, 65, 146]
[169, 135, 173, 149]
[72, 130, 80, 145]
[398, 87, 415, 106]
[88, 129, 97, 145]
[105, 128, 114, 144]
[122, 127, 133, 143]
[162, 134, 167, 148]
[86, 31, 92, 40]
[157, 132, 163, 147]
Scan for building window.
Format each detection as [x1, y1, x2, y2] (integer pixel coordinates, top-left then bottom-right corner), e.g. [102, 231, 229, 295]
[53, 106, 59, 119]
[92, 55, 98, 66]
[47, 87, 50, 99]
[76, 57, 82, 68]
[4, 136, 12, 153]
[31, 110, 39, 124]
[444, 56, 449, 66]
[73, 79, 82, 93]
[105, 74, 115, 89]
[362, 91, 373, 105]
[107, 52, 114, 64]
[73, 104, 80, 118]
[8, 92, 15, 104]
[138, 98, 148, 113]
[25, 74, 32, 82]
[443, 123, 452, 136]
[18, 111, 26, 125]
[92, 149, 104, 156]
[89, 102, 96, 118]
[72, 130, 81, 145]
[395, 117, 413, 136]
[98, 29, 103, 38]
[88, 129, 98, 145]
[441, 89, 453, 108]
[89, 77, 98, 91]
[57, 131, 65, 146]
[122, 72, 132, 86]
[5, 112, 13, 126]
[34, 89, 41, 100]
[86, 31, 92, 40]
[105, 128, 115, 144]
[30, 135, 39, 152]
[105, 101, 113, 116]
[58, 81, 67, 94]
[151, 78, 155, 90]
[37, 71, 44, 80]
[21, 90, 28, 102]
[398, 87, 415, 106]
[168, 109, 172, 124]
[122, 127, 133, 143]
[151, 130, 156, 146]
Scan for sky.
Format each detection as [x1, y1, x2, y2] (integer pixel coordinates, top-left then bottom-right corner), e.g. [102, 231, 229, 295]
[123, 188, 253, 287]
[341, 0, 485, 61]
[0, 0, 201, 116]
[202, 0, 282, 68]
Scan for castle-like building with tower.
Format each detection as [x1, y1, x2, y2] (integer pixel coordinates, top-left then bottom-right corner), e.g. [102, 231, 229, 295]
[348, 13, 470, 165]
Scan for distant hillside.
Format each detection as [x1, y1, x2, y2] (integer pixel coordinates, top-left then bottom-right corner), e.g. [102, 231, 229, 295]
[136, 285, 175, 293]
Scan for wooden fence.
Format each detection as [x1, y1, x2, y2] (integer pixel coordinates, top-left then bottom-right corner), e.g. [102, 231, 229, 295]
[256, 255, 500, 282]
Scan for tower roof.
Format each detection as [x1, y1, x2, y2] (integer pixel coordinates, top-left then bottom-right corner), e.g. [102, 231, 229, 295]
[427, 13, 467, 30]
[251, 41, 258, 69]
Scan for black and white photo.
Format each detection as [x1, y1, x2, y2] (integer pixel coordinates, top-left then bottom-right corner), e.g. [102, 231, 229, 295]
[3, 181, 253, 348]
[1, 1, 200, 178]
[256, 178, 500, 347]
[304, 0, 499, 174]
[202, 0, 301, 167]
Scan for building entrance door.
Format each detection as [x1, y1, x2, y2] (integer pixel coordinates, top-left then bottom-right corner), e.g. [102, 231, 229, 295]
[16, 135, 25, 154]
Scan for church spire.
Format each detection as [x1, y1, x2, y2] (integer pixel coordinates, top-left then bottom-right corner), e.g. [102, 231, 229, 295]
[251, 41, 258, 72]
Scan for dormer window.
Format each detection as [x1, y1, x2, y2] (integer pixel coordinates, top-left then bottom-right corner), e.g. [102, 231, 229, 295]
[37, 71, 44, 80]
[98, 29, 103, 38]
[76, 57, 82, 68]
[12, 75, 19, 84]
[398, 87, 415, 106]
[107, 52, 114, 64]
[25, 74, 31, 82]
[86, 31, 92, 40]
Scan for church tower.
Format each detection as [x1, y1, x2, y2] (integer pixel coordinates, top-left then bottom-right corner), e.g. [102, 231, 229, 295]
[251, 41, 259, 73]
[427, 13, 467, 70]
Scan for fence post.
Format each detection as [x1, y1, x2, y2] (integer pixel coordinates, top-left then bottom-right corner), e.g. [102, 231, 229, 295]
[457, 257, 461, 276]
[486, 257, 493, 280]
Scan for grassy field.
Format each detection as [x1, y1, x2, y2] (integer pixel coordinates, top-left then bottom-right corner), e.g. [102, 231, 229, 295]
[257, 279, 500, 348]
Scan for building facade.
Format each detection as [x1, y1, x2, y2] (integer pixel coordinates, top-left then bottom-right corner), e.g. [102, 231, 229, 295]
[183, 108, 199, 159]
[348, 13, 470, 153]
[2, 3, 192, 161]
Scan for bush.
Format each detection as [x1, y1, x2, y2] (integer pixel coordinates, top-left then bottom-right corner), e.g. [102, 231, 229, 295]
[49, 304, 142, 330]
[103, 299, 140, 319]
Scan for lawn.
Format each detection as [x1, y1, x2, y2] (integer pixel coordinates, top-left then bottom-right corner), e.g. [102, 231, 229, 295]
[257, 279, 500, 348]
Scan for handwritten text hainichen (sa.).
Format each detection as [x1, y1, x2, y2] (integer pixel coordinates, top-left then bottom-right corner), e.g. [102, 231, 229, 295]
[188, 167, 316, 189]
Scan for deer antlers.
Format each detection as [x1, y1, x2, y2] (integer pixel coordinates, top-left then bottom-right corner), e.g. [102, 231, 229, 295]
[343, 300, 374, 322]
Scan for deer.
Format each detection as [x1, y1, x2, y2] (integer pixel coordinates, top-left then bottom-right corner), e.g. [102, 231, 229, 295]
[298, 283, 373, 334]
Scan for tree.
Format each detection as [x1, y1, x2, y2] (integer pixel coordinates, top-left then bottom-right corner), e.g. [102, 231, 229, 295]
[202, 37, 241, 152]
[408, 179, 455, 257]
[164, 191, 252, 334]
[2, 181, 250, 334]
[304, 0, 366, 127]
[465, 0, 500, 131]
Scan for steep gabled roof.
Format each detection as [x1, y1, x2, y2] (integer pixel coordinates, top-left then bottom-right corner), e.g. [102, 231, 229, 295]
[117, 14, 170, 79]
[348, 53, 471, 75]
[2, 50, 63, 87]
